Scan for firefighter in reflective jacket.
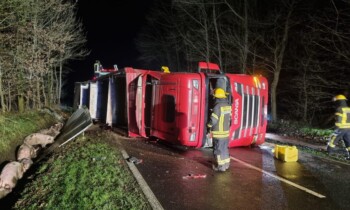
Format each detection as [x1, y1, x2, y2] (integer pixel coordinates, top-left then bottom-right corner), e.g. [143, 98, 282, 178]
[207, 88, 232, 171]
[327, 94, 350, 160]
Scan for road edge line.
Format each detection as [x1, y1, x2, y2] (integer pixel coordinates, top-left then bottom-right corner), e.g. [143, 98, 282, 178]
[120, 149, 164, 210]
[231, 156, 326, 198]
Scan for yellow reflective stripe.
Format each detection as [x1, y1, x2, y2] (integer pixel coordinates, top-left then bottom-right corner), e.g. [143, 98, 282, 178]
[211, 113, 218, 119]
[335, 123, 350, 128]
[221, 106, 232, 113]
[219, 113, 224, 131]
[342, 109, 348, 124]
[207, 124, 212, 128]
[219, 106, 232, 131]
[217, 155, 230, 165]
[336, 125, 350, 129]
[213, 134, 230, 138]
[342, 112, 347, 124]
[212, 131, 230, 135]
[329, 135, 337, 147]
[335, 113, 342, 116]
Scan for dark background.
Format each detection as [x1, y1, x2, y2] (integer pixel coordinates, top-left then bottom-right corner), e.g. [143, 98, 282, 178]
[64, 0, 154, 105]
[70, 0, 154, 81]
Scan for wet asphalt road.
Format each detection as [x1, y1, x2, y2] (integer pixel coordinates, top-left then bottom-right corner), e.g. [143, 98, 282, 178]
[116, 135, 350, 210]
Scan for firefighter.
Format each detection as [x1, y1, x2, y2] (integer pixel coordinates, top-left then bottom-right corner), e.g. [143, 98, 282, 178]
[207, 88, 232, 171]
[327, 94, 350, 160]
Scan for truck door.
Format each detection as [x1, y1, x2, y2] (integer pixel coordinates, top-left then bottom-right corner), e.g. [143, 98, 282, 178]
[201, 75, 232, 147]
[135, 75, 144, 136]
[125, 68, 161, 138]
[126, 70, 146, 137]
[151, 78, 178, 141]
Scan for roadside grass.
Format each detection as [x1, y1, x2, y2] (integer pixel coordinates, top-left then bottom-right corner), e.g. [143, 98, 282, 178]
[266, 120, 350, 162]
[0, 111, 56, 162]
[268, 120, 333, 144]
[14, 132, 151, 210]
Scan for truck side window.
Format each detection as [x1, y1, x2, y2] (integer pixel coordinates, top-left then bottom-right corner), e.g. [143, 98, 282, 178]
[163, 95, 175, 123]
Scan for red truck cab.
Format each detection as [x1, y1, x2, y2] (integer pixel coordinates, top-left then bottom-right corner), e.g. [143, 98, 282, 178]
[148, 62, 268, 148]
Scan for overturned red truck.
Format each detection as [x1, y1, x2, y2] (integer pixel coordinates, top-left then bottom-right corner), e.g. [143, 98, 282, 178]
[74, 62, 268, 148]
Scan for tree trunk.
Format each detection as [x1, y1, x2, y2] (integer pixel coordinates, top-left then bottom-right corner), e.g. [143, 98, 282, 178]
[49, 68, 53, 105]
[241, 0, 248, 74]
[270, 5, 293, 122]
[7, 88, 11, 111]
[42, 76, 47, 107]
[212, 5, 222, 70]
[58, 58, 62, 104]
[271, 70, 280, 122]
[36, 78, 41, 109]
[0, 63, 5, 113]
[302, 68, 308, 122]
[204, 20, 210, 62]
[18, 95, 24, 112]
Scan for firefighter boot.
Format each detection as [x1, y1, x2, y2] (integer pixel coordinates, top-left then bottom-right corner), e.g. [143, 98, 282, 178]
[326, 144, 335, 154]
[223, 163, 230, 171]
[212, 164, 226, 172]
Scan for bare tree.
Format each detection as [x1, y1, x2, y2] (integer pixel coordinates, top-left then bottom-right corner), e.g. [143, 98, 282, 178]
[0, 0, 88, 112]
[221, 0, 250, 73]
[253, 0, 296, 122]
[138, 0, 230, 71]
[136, 0, 183, 70]
[137, 0, 350, 126]
[309, 1, 350, 92]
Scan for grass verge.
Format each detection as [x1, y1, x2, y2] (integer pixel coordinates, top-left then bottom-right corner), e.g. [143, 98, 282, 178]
[0, 111, 56, 162]
[13, 131, 151, 210]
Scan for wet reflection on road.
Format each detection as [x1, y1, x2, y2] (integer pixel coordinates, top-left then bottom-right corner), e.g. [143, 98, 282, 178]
[118, 136, 348, 210]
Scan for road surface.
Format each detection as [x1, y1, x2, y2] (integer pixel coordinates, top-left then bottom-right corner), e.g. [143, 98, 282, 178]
[115, 133, 350, 210]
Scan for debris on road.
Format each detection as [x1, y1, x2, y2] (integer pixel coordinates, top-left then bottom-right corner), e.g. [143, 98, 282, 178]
[126, 156, 143, 164]
[182, 173, 207, 179]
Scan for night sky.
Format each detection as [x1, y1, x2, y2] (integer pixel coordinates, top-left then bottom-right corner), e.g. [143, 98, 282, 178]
[70, 0, 154, 81]
[63, 0, 153, 104]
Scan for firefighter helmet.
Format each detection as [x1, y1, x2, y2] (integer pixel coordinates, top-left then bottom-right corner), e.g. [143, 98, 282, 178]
[213, 88, 226, 98]
[333, 94, 347, 101]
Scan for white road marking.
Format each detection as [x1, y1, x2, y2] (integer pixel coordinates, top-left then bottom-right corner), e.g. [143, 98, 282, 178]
[121, 149, 164, 210]
[230, 156, 326, 198]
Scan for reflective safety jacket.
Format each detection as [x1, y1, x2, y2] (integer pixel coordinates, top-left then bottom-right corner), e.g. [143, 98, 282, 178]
[207, 99, 232, 139]
[335, 106, 350, 129]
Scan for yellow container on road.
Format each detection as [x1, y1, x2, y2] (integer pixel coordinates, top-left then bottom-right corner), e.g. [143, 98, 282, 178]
[273, 145, 298, 162]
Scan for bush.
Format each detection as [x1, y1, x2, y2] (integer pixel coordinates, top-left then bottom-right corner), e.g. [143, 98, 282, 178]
[267, 119, 333, 143]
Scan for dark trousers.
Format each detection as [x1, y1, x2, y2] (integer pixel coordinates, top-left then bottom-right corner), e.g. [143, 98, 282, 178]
[329, 129, 350, 152]
[213, 137, 230, 170]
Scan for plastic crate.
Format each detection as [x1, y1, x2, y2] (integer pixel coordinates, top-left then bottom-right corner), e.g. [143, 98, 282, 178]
[272, 145, 298, 162]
